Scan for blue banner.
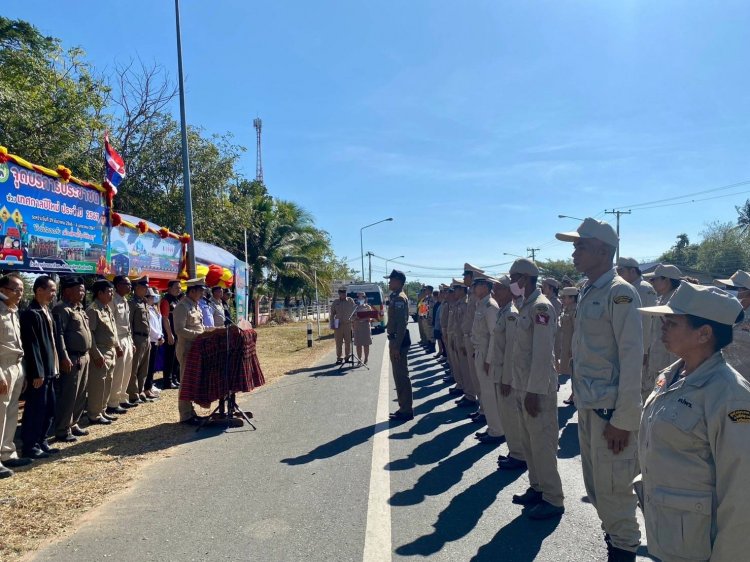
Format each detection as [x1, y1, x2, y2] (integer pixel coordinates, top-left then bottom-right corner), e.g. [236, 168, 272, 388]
[0, 160, 109, 274]
[234, 259, 248, 321]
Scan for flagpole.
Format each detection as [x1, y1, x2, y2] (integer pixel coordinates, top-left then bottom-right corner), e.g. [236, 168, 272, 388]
[174, 0, 196, 278]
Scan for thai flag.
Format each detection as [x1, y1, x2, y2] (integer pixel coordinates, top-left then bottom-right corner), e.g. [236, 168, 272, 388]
[103, 132, 126, 194]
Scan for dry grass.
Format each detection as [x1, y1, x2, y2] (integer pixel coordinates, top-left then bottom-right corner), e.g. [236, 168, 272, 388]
[0, 322, 334, 561]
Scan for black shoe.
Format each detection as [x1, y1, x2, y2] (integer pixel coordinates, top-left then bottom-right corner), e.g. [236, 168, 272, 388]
[498, 456, 528, 471]
[607, 545, 636, 562]
[527, 500, 565, 520]
[88, 415, 111, 425]
[389, 411, 414, 421]
[335, 358, 343, 365]
[448, 386, 463, 396]
[179, 415, 204, 426]
[512, 487, 544, 506]
[0, 464, 13, 478]
[161, 379, 178, 389]
[40, 442, 60, 454]
[475, 430, 488, 438]
[120, 401, 138, 409]
[3, 457, 32, 468]
[102, 413, 118, 422]
[477, 434, 505, 445]
[471, 413, 486, 424]
[71, 425, 89, 437]
[107, 406, 128, 415]
[55, 433, 77, 443]
[23, 447, 49, 459]
[455, 397, 475, 407]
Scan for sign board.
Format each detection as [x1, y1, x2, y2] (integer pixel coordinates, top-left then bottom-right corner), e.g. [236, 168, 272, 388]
[0, 160, 109, 273]
[109, 225, 182, 278]
[234, 259, 248, 321]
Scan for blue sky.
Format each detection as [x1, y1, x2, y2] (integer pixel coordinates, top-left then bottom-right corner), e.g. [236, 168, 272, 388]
[6, 1, 750, 282]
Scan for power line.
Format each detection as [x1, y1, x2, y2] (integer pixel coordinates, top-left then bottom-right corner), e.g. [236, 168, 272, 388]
[614, 179, 750, 211]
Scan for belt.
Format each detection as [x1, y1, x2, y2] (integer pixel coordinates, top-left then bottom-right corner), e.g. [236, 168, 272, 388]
[69, 350, 89, 357]
[133, 332, 149, 338]
[594, 408, 614, 421]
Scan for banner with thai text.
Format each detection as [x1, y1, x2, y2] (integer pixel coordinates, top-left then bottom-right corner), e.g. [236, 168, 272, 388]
[0, 160, 109, 273]
[234, 259, 248, 321]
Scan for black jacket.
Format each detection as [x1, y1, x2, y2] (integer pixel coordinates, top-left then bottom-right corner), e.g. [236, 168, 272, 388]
[20, 300, 59, 381]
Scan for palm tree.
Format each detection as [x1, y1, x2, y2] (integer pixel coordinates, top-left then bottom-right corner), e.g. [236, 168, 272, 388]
[737, 199, 750, 235]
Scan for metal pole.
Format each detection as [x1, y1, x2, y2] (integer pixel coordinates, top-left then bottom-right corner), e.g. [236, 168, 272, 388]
[360, 229, 365, 282]
[244, 228, 249, 321]
[368, 252, 372, 283]
[314, 268, 321, 338]
[175, 0, 196, 278]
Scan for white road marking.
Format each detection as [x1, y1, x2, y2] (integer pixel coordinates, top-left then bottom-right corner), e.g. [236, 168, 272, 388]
[362, 345, 392, 562]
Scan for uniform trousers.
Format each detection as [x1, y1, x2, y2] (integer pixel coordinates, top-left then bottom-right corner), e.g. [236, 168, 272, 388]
[0, 360, 24, 461]
[54, 353, 89, 435]
[334, 323, 352, 359]
[461, 334, 480, 401]
[162, 338, 180, 384]
[417, 317, 427, 343]
[498, 389, 525, 461]
[21, 377, 56, 452]
[145, 342, 159, 391]
[128, 336, 151, 400]
[474, 350, 504, 437]
[446, 335, 462, 388]
[578, 409, 640, 552]
[177, 340, 197, 420]
[109, 335, 133, 407]
[88, 349, 116, 419]
[426, 319, 435, 344]
[514, 389, 564, 507]
[390, 346, 412, 414]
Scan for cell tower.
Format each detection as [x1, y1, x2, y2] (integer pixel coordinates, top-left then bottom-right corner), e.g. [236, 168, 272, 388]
[253, 117, 263, 183]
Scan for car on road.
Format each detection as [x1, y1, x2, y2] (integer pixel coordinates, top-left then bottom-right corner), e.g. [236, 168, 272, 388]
[346, 283, 387, 332]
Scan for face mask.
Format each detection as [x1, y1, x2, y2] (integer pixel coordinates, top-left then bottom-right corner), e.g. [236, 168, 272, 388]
[357, 299, 364, 305]
[509, 282, 524, 298]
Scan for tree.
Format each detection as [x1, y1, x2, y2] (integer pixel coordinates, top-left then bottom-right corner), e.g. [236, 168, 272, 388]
[537, 259, 580, 282]
[736, 199, 750, 235]
[695, 221, 749, 277]
[659, 233, 698, 268]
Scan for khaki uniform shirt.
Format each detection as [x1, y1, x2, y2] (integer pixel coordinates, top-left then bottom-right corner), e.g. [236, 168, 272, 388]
[647, 288, 678, 375]
[86, 300, 119, 360]
[0, 300, 23, 369]
[386, 290, 409, 351]
[109, 293, 131, 340]
[130, 296, 151, 339]
[330, 297, 356, 326]
[633, 276, 657, 353]
[210, 297, 225, 327]
[461, 292, 476, 351]
[511, 289, 557, 395]
[723, 305, 750, 381]
[52, 300, 92, 362]
[487, 301, 518, 384]
[639, 352, 750, 561]
[439, 300, 450, 336]
[173, 298, 205, 360]
[557, 304, 576, 374]
[573, 268, 644, 431]
[550, 296, 562, 318]
[471, 294, 499, 357]
[449, 297, 466, 349]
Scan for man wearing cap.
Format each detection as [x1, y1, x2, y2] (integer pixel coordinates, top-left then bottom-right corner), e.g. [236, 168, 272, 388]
[542, 278, 562, 317]
[437, 285, 450, 361]
[507, 258, 564, 519]
[617, 257, 657, 399]
[715, 270, 750, 381]
[459, 264, 482, 408]
[128, 276, 152, 403]
[488, 275, 527, 467]
[643, 264, 682, 398]
[446, 280, 468, 397]
[175, 278, 207, 424]
[556, 218, 643, 560]
[470, 273, 503, 444]
[108, 276, 135, 410]
[416, 287, 428, 345]
[637, 282, 750, 561]
[330, 287, 355, 364]
[386, 270, 413, 420]
[52, 276, 93, 440]
[557, 286, 579, 380]
[418, 286, 435, 353]
[86, 280, 121, 425]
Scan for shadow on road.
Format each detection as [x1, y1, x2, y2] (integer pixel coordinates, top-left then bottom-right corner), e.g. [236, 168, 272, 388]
[395, 470, 524, 556]
[280, 420, 388, 465]
[557, 403, 576, 428]
[386, 421, 478, 471]
[470, 511, 561, 561]
[558, 422, 580, 459]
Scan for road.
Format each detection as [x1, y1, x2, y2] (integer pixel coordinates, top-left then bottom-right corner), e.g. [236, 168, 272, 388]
[33, 322, 655, 561]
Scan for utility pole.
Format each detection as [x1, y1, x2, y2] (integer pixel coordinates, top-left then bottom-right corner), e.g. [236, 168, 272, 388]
[366, 251, 374, 282]
[604, 209, 631, 262]
[253, 117, 263, 183]
[527, 247, 541, 261]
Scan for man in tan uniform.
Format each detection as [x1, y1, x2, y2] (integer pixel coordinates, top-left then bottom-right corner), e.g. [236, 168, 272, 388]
[556, 218, 643, 561]
[714, 270, 750, 381]
[507, 259, 564, 519]
[447, 281, 467, 397]
[86, 280, 121, 425]
[0, 274, 31, 476]
[458, 264, 482, 408]
[491, 275, 527, 469]
[541, 277, 562, 317]
[616, 257, 657, 400]
[330, 287, 355, 364]
[109, 276, 135, 410]
[470, 273, 502, 444]
[128, 276, 152, 403]
[175, 278, 207, 424]
[52, 276, 93, 438]
[386, 270, 412, 420]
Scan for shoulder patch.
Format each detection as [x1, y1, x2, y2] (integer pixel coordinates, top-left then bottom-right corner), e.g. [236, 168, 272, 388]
[535, 313, 550, 326]
[613, 295, 633, 304]
[728, 409, 750, 423]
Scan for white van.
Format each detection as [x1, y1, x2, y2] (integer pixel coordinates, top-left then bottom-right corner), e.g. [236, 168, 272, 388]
[346, 283, 387, 332]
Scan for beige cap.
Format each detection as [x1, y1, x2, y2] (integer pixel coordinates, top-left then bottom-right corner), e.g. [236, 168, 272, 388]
[542, 277, 559, 288]
[616, 256, 640, 268]
[439, 284, 448, 291]
[471, 271, 493, 285]
[639, 282, 743, 326]
[451, 278, 464, 288]
[509, 258, 540, 276]
[715, 270, 750, 290]
[493, 274, 512, 288]
[463, 263, 484, 275]
[643, 263, 683, 280]
[555, 217, 619, 248]
[561, 286, 579, 297]
[185, 277, 206, 288]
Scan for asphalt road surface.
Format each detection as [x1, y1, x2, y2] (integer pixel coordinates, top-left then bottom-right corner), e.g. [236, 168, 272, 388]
[33, 323, 656, 561]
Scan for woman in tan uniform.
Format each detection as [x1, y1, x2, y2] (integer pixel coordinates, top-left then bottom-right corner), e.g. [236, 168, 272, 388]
[643, 264, 682, 394]
[557, 286, 578, 405]
[352, 292, 373, 364]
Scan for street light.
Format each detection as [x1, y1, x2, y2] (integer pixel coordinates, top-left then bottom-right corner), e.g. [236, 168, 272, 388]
[502, 252, 525, 259]
[360, 218, 393, 281]
[385, 255, 404, 274]
[558, 214, 585, 221]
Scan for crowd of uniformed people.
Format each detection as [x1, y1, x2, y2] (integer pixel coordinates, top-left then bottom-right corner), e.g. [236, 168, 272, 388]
[0, 274, 233, 478]
[386, 217, 750, 562]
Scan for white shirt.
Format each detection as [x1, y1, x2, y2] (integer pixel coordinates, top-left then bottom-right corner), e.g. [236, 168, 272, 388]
[148, 306, 163, 343]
